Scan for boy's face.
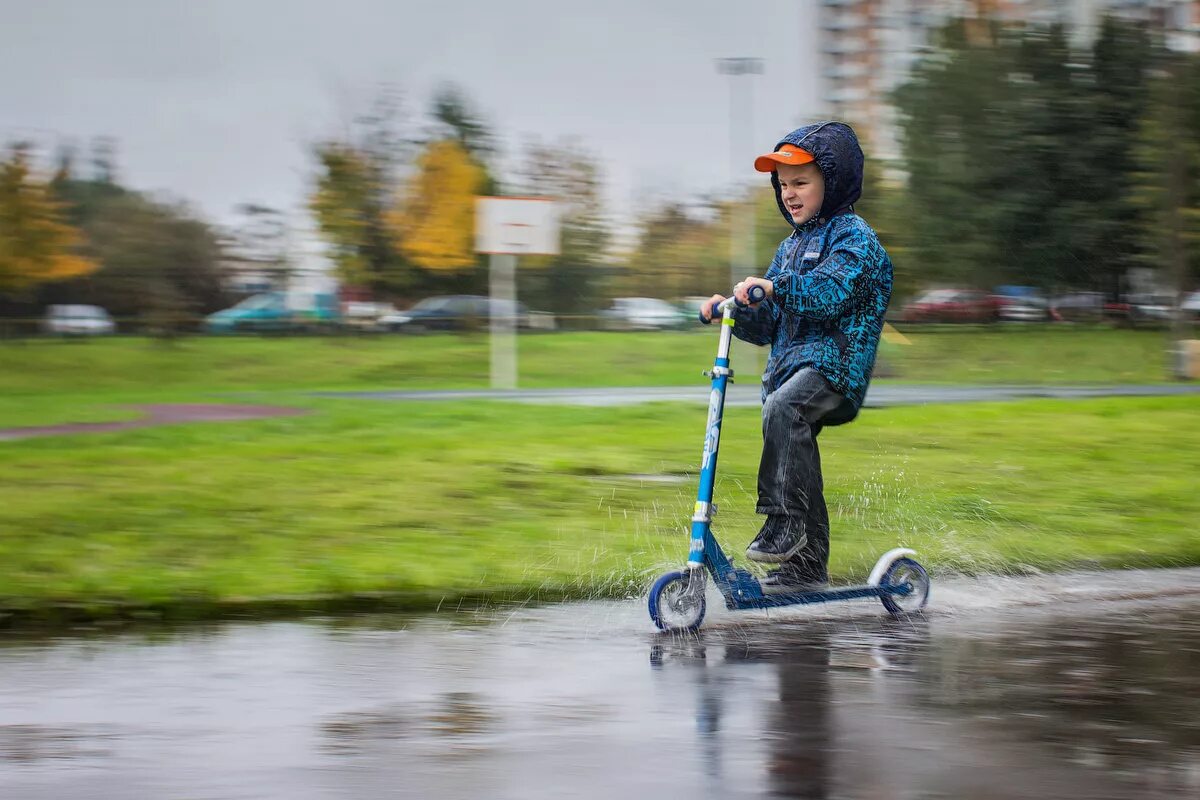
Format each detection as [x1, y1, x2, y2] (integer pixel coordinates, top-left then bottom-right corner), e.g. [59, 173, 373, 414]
[776, 162, 824, 225]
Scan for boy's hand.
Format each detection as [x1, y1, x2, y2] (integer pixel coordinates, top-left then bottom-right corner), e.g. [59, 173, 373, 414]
[699, 295, 726, 322]
[734, 277, 774, 306]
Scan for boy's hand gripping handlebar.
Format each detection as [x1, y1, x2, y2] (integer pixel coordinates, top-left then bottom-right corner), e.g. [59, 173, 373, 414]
[698, 283, 767, 324]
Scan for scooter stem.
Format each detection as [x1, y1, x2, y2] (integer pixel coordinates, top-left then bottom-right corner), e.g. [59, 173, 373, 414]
[688, 302, 738, 567]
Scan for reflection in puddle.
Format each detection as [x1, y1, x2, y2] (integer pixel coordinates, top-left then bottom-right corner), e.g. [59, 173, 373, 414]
[649, 606, 1200, 799]
[322, 690, 497, 755]
[0, 724, 115, 763]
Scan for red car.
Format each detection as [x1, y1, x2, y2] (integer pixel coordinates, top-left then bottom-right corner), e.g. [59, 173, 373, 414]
[899, 289, 1000, 323]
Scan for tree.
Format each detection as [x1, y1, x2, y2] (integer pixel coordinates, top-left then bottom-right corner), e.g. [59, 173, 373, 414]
[1083, 17, 1158, 294]
[0, 145, 97, 296]
[310, 142, 407, 292]
[429, 83, 495, 159]
[892, 16, 1164, 295]
[394, 139, 486, 273]
[223, 203, 292, 291]
[1132, 49, 1200, 292]
[853, 152, 914, 296]
[513, 136, 612, 316]
[35, 143, 229, 330]
[310, 88, 413, 294]
[40, 182, 228, 328]
[893, 18, 1019, 289]
[619, 200, 729, 301]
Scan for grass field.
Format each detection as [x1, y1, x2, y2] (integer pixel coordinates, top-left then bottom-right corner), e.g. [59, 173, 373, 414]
[0, 326, 1184, 414]
[1, 385, 1197, 623]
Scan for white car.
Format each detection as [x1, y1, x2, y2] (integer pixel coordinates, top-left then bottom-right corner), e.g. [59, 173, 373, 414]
[1127, 293, 1174, 324]
[996, 294, 1054, 322]
[42, 304, 116, 336]
[340, 301, 398, 331]
[601, 297, 687, 330]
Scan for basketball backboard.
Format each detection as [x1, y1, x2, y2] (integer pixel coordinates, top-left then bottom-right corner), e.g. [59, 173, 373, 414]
[475, 196, 560, 255]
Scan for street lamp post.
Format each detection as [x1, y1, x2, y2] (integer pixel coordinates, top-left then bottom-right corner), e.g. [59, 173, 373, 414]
[716, 57, 764, 294]
[717, 57, 764, 376]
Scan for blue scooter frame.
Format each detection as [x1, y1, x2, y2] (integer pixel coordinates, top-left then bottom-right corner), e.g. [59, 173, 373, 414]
[648, 288, 930, 633]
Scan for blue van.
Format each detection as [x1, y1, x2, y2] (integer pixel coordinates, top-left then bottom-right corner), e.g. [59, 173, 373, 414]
[205, 291, 339, 333]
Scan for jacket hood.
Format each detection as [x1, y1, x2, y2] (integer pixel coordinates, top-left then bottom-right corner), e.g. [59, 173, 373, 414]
[768, 122, 864, 233]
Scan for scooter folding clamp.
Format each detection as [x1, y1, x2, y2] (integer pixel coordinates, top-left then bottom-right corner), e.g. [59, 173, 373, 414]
[703, 366, 734, 378]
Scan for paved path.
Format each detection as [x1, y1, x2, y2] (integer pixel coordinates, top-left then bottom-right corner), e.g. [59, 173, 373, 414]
[318, 382, 1200, 408]
[4, 385, 1195, 442]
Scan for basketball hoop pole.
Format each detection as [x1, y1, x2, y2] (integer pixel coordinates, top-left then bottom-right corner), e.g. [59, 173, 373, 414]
[489, 252, 518, 391]
[475, 196, 561, 392]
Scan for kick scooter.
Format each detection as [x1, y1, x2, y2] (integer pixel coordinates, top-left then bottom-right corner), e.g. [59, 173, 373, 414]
[647, 286, 930, 633]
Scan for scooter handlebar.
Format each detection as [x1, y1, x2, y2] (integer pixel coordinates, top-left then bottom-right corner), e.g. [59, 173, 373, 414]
[698, 283, 767, 324]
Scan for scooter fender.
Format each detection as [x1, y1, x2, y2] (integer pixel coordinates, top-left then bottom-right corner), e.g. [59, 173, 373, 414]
[867, 548, 917, 586]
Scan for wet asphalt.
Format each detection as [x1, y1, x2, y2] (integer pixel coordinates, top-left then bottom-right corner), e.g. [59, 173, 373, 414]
[1, 567, 1197, 799]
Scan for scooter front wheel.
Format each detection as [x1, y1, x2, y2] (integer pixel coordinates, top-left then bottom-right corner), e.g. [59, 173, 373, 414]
[879, 557, 930, 616]
[648, 570, 706, 633]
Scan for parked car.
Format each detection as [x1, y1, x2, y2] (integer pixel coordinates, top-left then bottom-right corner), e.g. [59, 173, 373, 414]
[42, 304, 116, 336]
[1183, 290, 1200, 320]
[898, 289, 999, 324]
[1102, 293, 1175, 327]
[601, 297, 689, 330]
[1051, 291, 1106, 323]
[340, 301, 398, 332]
[379, 295, 555, 332]
[205, 291, 339, 333]
[1127, 293, 1174, 325]
[993, 293, 1057, 322]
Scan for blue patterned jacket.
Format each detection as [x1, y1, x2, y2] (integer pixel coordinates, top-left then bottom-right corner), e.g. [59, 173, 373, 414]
[732, 122, 892, 417]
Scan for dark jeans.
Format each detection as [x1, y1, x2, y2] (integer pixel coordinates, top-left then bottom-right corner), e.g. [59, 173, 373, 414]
[755, 368, 856, 581]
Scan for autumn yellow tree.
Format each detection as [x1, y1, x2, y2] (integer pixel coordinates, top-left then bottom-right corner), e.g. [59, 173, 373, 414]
[310, 142, 406, 291]
[394, 139, 486, 272]
[0, 146, 96, 294]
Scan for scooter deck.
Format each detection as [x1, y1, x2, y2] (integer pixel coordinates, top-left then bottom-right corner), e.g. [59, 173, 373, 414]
[723, 582, 909, 611]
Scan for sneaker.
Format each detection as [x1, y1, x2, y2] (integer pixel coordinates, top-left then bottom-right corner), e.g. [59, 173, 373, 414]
[761, 569, 829, 595]
[745, 515, 807, 563]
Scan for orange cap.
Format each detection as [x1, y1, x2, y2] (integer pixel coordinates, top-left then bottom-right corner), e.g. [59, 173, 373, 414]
[754, 144, 815, 172]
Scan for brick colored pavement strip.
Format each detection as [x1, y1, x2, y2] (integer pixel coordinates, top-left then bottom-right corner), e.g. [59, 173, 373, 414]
[0, 404, 309, 442]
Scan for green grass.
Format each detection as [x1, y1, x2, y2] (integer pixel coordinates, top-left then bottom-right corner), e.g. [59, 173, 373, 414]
[1, 394, 1197, 621]
[0, 327, 1187, 426]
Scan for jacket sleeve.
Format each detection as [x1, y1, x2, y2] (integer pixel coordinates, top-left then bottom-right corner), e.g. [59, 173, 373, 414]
[731, 239, 792, 345]
[771, 221, 883, 322]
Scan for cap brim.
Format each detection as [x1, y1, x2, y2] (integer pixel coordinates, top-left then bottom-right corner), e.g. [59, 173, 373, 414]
[754, 150, 815, 172]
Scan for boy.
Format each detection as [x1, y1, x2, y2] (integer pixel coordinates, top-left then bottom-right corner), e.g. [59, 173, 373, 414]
[700, 121, 892, 592]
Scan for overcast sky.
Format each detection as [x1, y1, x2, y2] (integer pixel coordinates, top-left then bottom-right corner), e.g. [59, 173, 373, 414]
[1, 0, 821, 259]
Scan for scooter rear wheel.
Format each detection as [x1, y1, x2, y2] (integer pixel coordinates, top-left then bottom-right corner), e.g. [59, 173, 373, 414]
[879, 557, 930, 616]
[648, 571, 706, 633]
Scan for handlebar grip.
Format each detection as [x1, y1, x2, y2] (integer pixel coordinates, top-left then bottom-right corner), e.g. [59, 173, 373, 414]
[699, 300, 723, 325]
[732, 283, 768, 309]
[700, 284, 767, 323]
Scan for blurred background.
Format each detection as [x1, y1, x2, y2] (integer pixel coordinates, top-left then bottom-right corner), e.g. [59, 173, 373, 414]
[0, 0, 1196, 351]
